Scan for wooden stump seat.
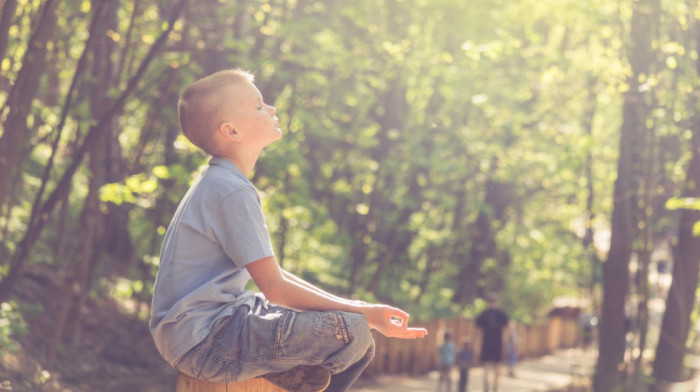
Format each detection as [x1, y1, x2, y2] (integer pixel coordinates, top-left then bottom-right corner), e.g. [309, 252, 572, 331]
[176, 373, 287, 392]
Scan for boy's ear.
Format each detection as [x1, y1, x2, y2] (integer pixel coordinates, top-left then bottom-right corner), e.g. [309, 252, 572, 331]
[218, 121, 241, 141]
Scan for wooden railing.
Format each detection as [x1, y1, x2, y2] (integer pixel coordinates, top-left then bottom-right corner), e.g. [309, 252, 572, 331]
[363, 316, 580, 376]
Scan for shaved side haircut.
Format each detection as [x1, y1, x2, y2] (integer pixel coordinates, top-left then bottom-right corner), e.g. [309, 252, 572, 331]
[178, 69, 255, 154]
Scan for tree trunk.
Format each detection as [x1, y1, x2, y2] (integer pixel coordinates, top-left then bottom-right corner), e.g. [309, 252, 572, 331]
[0, 0, 58, 213]
[347, 78, 407, 293]
[48, 0, 118, 360]
[0, 0, 188, 301]
[593, 93, 637, 392]
[452, 177, 511, 304]
[582, 76, 600, 307]
[632, 90, 659, 392]
[651, 9, 700, 388]
[593, 0, 656, 389]
[68, 0, 122, 352]
[0, 0, 17, 62]
[651, 128, 700, 390]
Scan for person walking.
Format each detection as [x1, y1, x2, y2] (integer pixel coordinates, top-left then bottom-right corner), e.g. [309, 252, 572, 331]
[456, 341, 474, 392]
[474, 295, 509, 392]
[437, 331, 457, 392]
[506, 320, 518, 377]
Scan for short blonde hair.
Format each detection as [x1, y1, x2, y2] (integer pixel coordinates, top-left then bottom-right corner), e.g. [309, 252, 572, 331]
[178, 69, 255, 154]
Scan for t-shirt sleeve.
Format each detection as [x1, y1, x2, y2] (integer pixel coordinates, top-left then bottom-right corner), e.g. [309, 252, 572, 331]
[500, 310, 509, 328]
[210, 189, 275, 268]
[476, 312, 485, 328]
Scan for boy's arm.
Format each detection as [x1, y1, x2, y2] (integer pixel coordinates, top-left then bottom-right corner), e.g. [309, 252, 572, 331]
[247, 256, 427, 339]
[281, 269, 367, 306]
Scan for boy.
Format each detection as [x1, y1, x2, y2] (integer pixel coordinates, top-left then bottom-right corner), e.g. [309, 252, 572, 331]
[437, 331, 456, 392]
[456, 341, 474, 392]
[149, 69, 427, 392]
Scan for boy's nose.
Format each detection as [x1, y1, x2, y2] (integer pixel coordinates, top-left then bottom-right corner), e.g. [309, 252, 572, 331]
[267, 104, 277, 115]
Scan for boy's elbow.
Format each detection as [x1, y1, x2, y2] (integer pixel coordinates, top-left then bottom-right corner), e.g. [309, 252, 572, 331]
[262, 287, 285, 305]
[258, 278, 294, 307]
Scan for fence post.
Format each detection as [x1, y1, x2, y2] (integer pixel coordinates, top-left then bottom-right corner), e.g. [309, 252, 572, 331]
[547, 316, 562, 352]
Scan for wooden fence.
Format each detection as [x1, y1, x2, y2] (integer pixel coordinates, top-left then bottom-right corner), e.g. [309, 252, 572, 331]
[364, 316, 580, 376]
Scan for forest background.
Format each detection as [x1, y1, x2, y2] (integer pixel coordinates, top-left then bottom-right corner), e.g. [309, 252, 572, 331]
[1, 0, 700, 391]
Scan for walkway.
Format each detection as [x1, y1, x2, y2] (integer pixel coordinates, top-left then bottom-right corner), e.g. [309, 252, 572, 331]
[351, 348, 595, 392]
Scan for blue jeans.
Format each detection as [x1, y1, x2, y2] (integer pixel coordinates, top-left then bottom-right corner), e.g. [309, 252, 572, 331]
[174, 294, 375, 391]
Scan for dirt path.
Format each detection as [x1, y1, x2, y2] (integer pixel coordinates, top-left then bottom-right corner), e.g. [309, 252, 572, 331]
[350, 349, 595, 392]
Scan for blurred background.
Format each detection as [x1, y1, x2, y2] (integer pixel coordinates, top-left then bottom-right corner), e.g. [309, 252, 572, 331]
[0, 0, 698, 391]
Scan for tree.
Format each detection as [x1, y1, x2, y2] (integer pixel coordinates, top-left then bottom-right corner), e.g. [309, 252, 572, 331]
[594, 0, 658, 389]
[0, 0, 188, 301]
[651, 3, 700, 387]
[0, 0, 58, 216]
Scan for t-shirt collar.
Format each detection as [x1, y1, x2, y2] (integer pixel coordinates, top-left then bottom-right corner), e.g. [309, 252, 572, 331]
[209, 156, 248, 181]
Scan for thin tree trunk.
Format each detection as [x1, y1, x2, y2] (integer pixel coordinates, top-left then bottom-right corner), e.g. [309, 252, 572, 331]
[593, 0, 655, 389]
[651, 126, 700, 390]
[0, 0, 58, 212]
[651, 7, 700, 388]
[581, 76, 600, 309]
[47, 0, 117, 362]
[67, 0, 121, 352]
[0, 0, 17, 61]
[413, 244, 439, 304]
[0, 0, 188, 301]
[348, 78, 407, 293]
[593, 93, 637, 391]
[452, 177, 511, 304]
[632, 85, 659, 392]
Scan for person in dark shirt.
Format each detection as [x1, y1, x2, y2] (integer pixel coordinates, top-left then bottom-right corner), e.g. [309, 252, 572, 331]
[474, 295, 509, 392]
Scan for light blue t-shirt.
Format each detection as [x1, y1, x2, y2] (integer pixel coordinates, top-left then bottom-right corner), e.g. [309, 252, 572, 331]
[439, 341, 456, 366]
[149, 157, 275, 365]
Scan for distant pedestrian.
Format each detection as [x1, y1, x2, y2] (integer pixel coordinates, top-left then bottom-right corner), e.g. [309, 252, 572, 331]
[474, 295, 509, 392]
[657, 259, 668, 275]
[438, 331, 457, 392]
[579, 312, 597, 351]
[456, 341, 474, 392]
[506, 320, 518, 377]
[655, 259, 669, 294]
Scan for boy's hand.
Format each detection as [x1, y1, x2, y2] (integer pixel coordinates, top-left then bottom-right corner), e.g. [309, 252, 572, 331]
[364, 305, 428, 339]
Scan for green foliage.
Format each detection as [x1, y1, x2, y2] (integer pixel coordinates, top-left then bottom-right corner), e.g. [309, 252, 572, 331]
[666, 197, 700, 235]
[666, 197, 700, 211]
[0, 0, 694, 325]
[0, 301, 29, 354]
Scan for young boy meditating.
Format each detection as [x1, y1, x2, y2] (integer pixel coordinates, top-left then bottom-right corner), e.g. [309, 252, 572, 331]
[149, 69, 427, 392]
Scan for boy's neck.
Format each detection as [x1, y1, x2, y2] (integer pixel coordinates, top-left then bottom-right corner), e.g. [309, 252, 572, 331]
[215, 151, 260, 178]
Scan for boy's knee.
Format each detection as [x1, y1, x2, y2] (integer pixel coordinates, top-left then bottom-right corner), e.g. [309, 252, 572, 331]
[339, 312, 375, 361]
[344, 312, 372, 345]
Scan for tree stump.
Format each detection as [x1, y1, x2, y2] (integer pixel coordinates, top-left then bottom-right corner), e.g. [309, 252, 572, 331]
[176, 373, 287, 392]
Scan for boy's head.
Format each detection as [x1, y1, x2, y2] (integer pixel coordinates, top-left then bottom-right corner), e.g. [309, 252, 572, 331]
[178, 69, 280, 155]
[444, 331, 452, 341]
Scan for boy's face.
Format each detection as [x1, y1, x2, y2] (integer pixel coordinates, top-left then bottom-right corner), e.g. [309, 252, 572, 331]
[221, 80, 281, 148]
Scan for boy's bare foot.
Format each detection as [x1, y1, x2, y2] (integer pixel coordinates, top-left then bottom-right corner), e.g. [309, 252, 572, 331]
[260, 365, 331, 392]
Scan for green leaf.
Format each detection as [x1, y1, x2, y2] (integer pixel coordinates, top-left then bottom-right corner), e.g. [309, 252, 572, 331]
[666, 197, 700, 211]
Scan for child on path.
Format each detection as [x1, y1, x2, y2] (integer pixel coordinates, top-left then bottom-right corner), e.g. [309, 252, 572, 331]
[438, 332, 457, 392]
[456, 341, 474, 392]
[149, 69, 427, 392]
[507, 320, 519, 377]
